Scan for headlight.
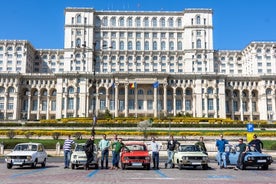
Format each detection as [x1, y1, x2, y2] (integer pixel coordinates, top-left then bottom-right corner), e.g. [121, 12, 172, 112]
[267, 156, 272, 160]
[124, 157, 129, 161]
[202, 156, 208, 161]
[27, 156, 32, 161]
[182, 156, 188, 160]
[247, 157, 254, 161]
[73, 155, 77, 159]
[5, 156, 11, 161]
[145, 156, 150, 160]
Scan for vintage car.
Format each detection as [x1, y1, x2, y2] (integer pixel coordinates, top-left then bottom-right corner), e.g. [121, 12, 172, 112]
[5, 143, 47, 169]
[172, 144, 209, 170]
[120, 142, 151, 170]
[70, 143, 99, 169]
[216, 144, 273, 170]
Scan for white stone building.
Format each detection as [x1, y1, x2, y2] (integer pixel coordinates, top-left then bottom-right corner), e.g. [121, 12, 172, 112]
[0, 7, 275, 121]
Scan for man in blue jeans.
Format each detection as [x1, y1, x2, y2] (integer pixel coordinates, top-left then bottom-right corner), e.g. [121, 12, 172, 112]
[98, 134, 110, 169]
[216, 134, 229, 169]
[150, 137, 161, 169]
[63, 135, 75, 169]
[165, 135, 180, 169]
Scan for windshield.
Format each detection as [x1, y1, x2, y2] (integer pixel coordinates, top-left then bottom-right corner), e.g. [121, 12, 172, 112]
[179, 145, 200, 152]
[14, 144, 37, 151]
[75, 144, 85, 151]
[126, 144, 146, 151]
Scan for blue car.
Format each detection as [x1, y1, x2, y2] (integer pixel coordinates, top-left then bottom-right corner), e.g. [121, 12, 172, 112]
[216, 144, 273, 170]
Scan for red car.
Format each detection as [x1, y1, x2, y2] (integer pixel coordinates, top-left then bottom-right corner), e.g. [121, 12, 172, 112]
[120, 142, 151, 170]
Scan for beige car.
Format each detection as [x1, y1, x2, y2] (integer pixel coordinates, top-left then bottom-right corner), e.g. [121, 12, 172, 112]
[70, 143, 99, 169]
[172, 144, 209, 170]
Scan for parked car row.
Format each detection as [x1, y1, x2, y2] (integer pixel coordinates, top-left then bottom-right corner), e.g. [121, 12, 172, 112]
[4, 142, 273, 171]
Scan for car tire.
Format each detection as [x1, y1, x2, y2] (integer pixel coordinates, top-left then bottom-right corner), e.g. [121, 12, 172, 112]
[32, 159, 37, 168]
[121, 163, 126, 170]
[7, 163, 12, 169]
[178, 164, 182, 170]
[171, 163, 175, 168]
[95, 164, 99, 169]
[146, 164, 150, 170]
[240, 163, 246, 170]
[261, 165, 268, 170]
[41, 159, 46, 168]
[71, 164, 75, 169]
[202, 164, 208, 170]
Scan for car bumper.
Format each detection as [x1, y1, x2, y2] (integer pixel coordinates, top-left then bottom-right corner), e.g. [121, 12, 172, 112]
[6, 159, 35, 166]
[179, 160, 208, 166]
[244, 159, 273, 166]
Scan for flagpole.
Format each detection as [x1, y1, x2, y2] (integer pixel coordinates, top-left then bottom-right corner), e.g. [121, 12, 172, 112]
[135, 83, 137, 118]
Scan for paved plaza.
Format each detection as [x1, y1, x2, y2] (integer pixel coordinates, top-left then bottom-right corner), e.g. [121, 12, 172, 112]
[0, 159, 275, 184]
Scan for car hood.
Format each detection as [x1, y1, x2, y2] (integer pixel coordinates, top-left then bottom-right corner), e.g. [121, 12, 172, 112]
[175, 152, 207, 156]
[6, 151, 38, 156]
[122, 151, 149, 157]
[72, 151, 86, 156]
[246, 152, 270, 157]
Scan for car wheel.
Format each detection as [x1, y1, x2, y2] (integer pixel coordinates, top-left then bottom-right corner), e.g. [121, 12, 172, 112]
[41, 159, 46, 168]
[202, 164, 208, 170]
[146, 164, 150, 170]
[178, 164, 182, 170]
[71, 164, 75, 169]
[261, 165, 268, 170]
[240, 163, 246, 170]
[121, 162, 126, 170]
[95, 164, 99, 169]
[32, 159, 37, 168]
[7, 163, 12, 169]
[171, 163, 175, 168]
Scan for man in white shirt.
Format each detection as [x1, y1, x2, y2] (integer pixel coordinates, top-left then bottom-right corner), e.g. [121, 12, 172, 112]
[150, 137, 161, 170]
[98, 134, 110, 169]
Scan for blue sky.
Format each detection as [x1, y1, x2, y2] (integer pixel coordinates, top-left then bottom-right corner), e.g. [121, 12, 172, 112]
[0, 0, 275, 50]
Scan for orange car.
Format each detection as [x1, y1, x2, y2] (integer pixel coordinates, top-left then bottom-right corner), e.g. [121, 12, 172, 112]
[120, 142, 151, 170]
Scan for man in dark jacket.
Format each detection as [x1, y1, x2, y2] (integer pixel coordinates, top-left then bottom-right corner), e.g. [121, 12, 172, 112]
[249, 134, 263, 153]
[165, 135, 180, 168]
[84, 135, 95, 170]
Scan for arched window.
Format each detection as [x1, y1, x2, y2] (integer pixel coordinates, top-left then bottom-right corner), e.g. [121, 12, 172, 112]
[127, 17, 133, 27]
[102, 17, 108, 26]
[176, 89, 182, 95]
[144, 17, 149, 27]
[0, 87, 5, 93]
[177, 41, 182, 50]
[76, 38, 81, 47]
[119, 17, 124, 26]
[153, 41, 157, 50]
[52, 90, 57, 96]
[99, 88, 106, 95]
[16, 47, 22, 51]
[196, 39, 201, 49]
[136, 41, 141, 50]
[160, 18, 165, 27]
[266, 88, 272, 95]
[152, 17, 157, 27]
[128, 41, 133, 50]
[120, 41, 124, 50]
[103, 40, 108, 50]
[111, 17, 116, 26]
[147, 89, 153, 95]
[169, 41, 174, 50]
[68, 87, 74, 94]
[168, 18, 174, 27]
[136, 17, 141, 27]
[196, 15, 200, 24]
[177, 18, 182, 27]
[77, 14, 82, 23]
[161, 41, 166, 50]
[8, 87, 15, 94]
[33, 90, 38, 96]
[144, 41, 149, 50]
[129, 89, 135, 95]
[138, 89, 144, 95]
[186, 88, 192, 95]
[42, 90, 48, 96]
[207, 88, 213, 94]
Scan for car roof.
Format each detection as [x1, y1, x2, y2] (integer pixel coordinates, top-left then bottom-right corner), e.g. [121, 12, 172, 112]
[16, 143, 42, 145]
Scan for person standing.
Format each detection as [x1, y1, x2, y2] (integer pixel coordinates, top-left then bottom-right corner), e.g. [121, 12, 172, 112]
[111, 138, 128, 169]
[111, 134, 118, 169]
[98, 134, 110, 169]
[84, 135, 95, 170]
[150, 137, 161, 170]
[249, 134, 264, 153]
[165, 135, 180, 169]
[63, 135, 75, 169]
[195, 136, 207, 155]
[234, 138, 247, 170]
[216, 134, 228, 169]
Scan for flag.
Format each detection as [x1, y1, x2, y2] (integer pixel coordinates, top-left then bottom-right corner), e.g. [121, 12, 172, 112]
[153, 81, 159, 88]
[129, 82, 136, 89]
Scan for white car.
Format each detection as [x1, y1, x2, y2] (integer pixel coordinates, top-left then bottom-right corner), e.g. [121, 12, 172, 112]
[172, 144, 209, 170]
[70, 143, 99, 169]
[5, 143, 47, 169]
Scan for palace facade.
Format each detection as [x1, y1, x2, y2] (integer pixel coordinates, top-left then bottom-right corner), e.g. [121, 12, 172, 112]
[0, 7, 275, 121]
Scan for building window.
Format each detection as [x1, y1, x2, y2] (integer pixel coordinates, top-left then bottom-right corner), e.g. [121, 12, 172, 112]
[196, 15, 200, 24]
[68, 98, 74, 110]
[77, 15, 81, 23]
[136, 41, 141, 50]
[160, 18, 165, 27]
[128, 41, 133, 50]
[147, 100, 153, 110]
[136, 17, 141, 27]
[208, 99, 213, 110]
[153, 41, 157, 50]
[128, 99, 134, 110]
[127, 17, 133, 27]
[42, 100, 47, 111]
[120, 41, 124, 50]
[144, 17, 149, 27]
[111, 17, 116, 26]
[168, 18, 173, 27]
[185, 100, 191, 111]
[152, 18, 157, 27]
[119, 17, 124, 26]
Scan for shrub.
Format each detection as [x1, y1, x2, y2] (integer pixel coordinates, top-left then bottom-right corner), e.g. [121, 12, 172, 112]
[6, 130, 16, 139]
[52, 132, 61, 140]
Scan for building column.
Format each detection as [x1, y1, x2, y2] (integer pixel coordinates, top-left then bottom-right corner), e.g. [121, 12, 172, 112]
[173, 87, 176, 116]
[249, 95, 253, 121]
[240, 91, 244, 121]
[4, 92, 8, 120]
[114, 85, 118, 117]
[192, 93, 196, 117]
[204, 94, 208, 117]
[73, 93, 78, 117]
[154, 85, 158, 117]
[27, 93, 31, 120]
[182, 93, 186, 113]
[64, 94, 68, 118]
[163, 84, 167, 116]
[37, 94, 41, 120]
[214, 94, 218, 118]
[106, 87, 110, 111]
[124, 84, 128, 117]
[46, 95, 50, 119]
[272, 94, 276, 121]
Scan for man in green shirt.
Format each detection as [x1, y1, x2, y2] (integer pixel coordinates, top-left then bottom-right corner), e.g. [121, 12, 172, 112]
[234, 138, 247, 170]
[111, 138, 128, 169]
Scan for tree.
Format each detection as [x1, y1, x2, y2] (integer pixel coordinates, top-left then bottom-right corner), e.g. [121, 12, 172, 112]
[137, 118, 153, 138]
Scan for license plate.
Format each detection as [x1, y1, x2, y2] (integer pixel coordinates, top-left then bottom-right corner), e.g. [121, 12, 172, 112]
[14, 159, 24, 163]
[192, 162, 201, 165]
[257, 160, 266, 163]
[132, 163, 142, 166]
